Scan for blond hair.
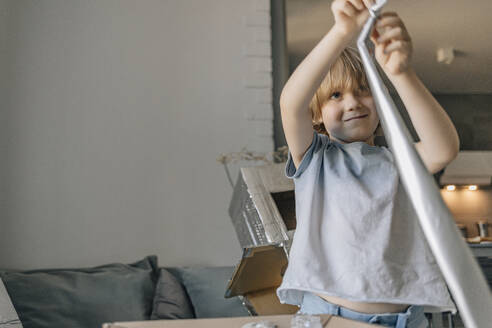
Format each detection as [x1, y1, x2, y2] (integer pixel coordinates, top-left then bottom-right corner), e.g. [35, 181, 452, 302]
[309, 47, 382, 137]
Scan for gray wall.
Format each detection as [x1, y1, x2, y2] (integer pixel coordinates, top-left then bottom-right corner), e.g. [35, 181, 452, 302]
[0, 0, 274, 270]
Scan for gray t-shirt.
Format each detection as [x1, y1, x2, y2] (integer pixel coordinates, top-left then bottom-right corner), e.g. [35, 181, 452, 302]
[276, 131, 457, 314]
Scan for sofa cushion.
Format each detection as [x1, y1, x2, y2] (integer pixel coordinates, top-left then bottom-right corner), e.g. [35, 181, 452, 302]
[167, 266, 250, 318]
[0, 255, 159, 328]
[150, 268, 195, 319]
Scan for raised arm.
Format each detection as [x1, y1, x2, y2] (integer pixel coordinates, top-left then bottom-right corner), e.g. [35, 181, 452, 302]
[370, 12, 459, 173]
[281, 0, 374, 169]
[389, 68, 459, 173]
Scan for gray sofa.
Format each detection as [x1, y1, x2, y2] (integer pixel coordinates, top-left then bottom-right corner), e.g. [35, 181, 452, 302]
[0, 255, 250, 328]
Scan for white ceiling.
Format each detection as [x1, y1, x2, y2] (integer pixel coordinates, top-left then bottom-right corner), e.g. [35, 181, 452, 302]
[286, 0, 492, 93]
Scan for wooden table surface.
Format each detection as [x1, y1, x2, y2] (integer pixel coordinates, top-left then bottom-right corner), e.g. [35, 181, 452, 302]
[103, 314, 385, 328]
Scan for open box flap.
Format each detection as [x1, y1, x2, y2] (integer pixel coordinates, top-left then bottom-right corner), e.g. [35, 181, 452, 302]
[225, 243, 288, 298]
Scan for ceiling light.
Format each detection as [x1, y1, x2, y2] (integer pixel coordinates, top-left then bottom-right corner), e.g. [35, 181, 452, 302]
[436, 47, 455, 64]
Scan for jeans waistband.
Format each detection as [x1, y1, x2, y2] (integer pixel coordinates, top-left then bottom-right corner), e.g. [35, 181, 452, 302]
[300, 292, 426, 328]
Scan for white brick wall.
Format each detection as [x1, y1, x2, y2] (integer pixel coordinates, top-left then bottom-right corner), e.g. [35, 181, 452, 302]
[3, 0, 490, 274]
[0, 0, 274, 269]
[242, 0, 274, 152]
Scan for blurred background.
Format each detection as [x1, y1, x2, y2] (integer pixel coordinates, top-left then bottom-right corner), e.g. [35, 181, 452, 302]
[0, 0, 490, 270]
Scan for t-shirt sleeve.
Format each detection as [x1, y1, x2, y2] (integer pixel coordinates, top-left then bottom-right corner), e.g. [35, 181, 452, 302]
[285, 130, 321, 179]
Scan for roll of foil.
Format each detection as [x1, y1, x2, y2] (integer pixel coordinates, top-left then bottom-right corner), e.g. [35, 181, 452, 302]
[357, 2, 492, 327]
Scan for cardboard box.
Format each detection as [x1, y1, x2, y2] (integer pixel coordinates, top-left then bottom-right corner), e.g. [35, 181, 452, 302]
[103, 314, 385, 328]
[225, 244, 298, 315]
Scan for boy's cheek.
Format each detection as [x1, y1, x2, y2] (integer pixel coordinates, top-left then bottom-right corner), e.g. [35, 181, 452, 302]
[322, 111, 343, 127]
[362, 97, 376, 112]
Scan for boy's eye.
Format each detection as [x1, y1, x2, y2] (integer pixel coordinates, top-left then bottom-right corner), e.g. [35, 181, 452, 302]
[330, 91, 341, 100]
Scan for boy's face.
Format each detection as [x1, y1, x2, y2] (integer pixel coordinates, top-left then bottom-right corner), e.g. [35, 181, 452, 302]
[321, 86, 379, 145]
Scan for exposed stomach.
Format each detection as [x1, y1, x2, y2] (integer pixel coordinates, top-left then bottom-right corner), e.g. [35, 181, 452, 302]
[315, 293, 410, 314]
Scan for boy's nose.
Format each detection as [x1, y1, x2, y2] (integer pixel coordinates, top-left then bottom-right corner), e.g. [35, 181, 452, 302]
[344, 93, 362, 111]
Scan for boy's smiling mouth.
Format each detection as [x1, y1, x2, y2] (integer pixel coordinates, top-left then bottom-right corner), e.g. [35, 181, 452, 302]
[344, 114, 368, 122]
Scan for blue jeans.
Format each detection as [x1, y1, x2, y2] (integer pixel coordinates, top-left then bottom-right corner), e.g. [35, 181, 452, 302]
[298, 292, 429, 328]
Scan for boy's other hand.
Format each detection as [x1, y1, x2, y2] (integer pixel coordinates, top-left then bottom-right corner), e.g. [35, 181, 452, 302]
[370, 12, 413, 76]
[331, 0, 375, 37]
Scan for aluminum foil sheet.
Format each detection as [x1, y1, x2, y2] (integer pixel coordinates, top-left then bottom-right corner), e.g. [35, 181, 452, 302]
[228, 163, 296, 253]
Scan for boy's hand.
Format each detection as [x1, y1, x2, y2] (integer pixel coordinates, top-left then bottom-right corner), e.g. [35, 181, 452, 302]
[370, 12, 413, 76]
[331, 0, 375, 37]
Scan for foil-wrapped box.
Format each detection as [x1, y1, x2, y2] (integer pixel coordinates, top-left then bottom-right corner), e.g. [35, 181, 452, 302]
[225, 163, 298, 315]
[228, 163, 296, 250]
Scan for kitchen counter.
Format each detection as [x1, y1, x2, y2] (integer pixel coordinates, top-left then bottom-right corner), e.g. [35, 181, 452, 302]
[468, 242, 492, 257]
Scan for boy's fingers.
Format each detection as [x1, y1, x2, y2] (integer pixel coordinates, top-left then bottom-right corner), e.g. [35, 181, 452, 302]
[347, 0, 365, 11]
[374, 16, 401, 27]
[378, 11, 398, 18]
[371, 26, 380, 39]
[369, 26, 380, 44]
[383, 40, 410, 54]
[377, 26, 408, 43]
[340, 1, 357, 17]
[361, 0, 375, 10]
[376, 16, 401, 28]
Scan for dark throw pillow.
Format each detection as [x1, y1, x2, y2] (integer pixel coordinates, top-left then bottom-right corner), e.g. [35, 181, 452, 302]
[150, 268, 195, 319]
[0, 255, 159, 328]
[167, 266, 250, 318]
